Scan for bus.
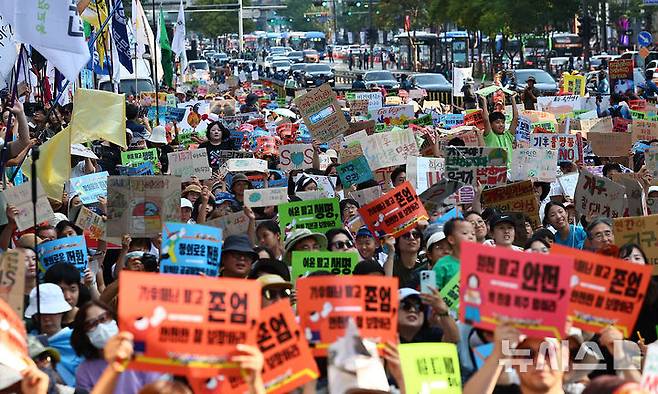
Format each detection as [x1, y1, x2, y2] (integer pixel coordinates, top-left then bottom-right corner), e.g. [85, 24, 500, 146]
[549, 33, 582, 57]
[522, 34, 548, 68]
[289, 31, 327, 58]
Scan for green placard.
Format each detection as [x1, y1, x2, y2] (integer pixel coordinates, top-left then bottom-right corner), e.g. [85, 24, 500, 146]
[398, 342, 461, 394]
[121, 148, 159, 169]
[532, 121, 556, 132]
[409, 114, 433, 127]
[631, 109, 647, 120]
[439, 273, 460, 312]
[279, 197, 340, 236]
[291, 251, 360, 283]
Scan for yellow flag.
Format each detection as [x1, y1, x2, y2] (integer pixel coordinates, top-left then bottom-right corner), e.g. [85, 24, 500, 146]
[22, 127, 71, 200]
[70, 89, 127, 149]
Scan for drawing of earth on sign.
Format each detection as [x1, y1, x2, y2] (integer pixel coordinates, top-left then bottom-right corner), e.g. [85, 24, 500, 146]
[291, 152, 305, 166]
[249, 192, 262, 203]
[487, 149, 507, 166]
[133, 202, 160, 217]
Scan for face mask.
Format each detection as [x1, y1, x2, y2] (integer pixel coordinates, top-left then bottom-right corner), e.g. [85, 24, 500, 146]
[87, 320, 119, 349]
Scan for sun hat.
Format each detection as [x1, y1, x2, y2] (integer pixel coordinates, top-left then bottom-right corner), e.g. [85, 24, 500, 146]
[24, 283, 72, 318]
[27, 335, 61, 363]
[283, 228, 328, 257]
[147, 125, 168, 144]
[222, 235, 258, 261]
[257, 274, 293, 290]
[426, 231, 447, 249]
[182, 184, 202, 196]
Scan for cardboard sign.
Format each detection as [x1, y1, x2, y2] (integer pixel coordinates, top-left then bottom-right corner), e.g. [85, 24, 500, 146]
[336, 156, 373, 188]
[613, 215, 658, 273]
[406, 156, 445, 194]
[37, 236, 88, 278]
[578, 116, 614, 136]
[349, 99, 370, 117]
[224, 301, 320, 394]
[551, 245, 652, 337]
[631, 119, 658, 142]
[645, 147, 658, 178]
[291, 251, 360, 282]
[121, 148, 159, 168]
[641, 344, 658, 393]
[557, 173, 579, 199]
[279, 198, 340, 237]
[205, 211, 250, 239]
[296, 275, 398, 356]
[227, 158, 268, 173]
[0, 298, 29, 372]
[244, 187, 289, 208]
[349, 185, 383, 207]
[530, 133, 583, 163]
[481, 180, 541, 228]
[419, 179, 463, 214]
[0, 250, 25, 317]
[611, 173, 646, 217]
[346, 91, 383, 112]
[399, 343, 461, 394]
[294, 84, 349, 143]
[160, 222, 223, 276]
[361, 129, 419, 170]
[168, 149, 212, 181]
[510, 148, 558, 182]
[107, 176, 181, 237]
[463, 109, 485, 130]
[74, 206, 106, 241]
[574, 170, 626, 219]
[118, 271, 260, 376]
[358, 181, 429, 238]
[279, 144, 313, 171]
[445, 147, 507, 186]
[459, 242, 574, 339]
[69, 171, 109, 204]
[608, 58, 635, 95]
[369, 105, 415, 126]
[338, 142, 364, 164]
[2, 180, 55, 231]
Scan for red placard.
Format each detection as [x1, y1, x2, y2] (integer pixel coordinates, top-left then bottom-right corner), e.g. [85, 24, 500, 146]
[297, 275, 399, 356]
[551, 245, 653, 337]
[358, 180, 429, 238]
[459, 242, 574, 339]
[0, 298, 29, 372]
[463, 110, 485, 130]
[118, 271, 261, 377]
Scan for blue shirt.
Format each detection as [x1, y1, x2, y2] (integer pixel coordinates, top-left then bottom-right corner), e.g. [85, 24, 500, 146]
[553, 225, 587, 249]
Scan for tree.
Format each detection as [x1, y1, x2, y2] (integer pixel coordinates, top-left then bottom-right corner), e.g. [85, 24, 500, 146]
[187, 0, 255, 38]
[276, 0, 322, 31]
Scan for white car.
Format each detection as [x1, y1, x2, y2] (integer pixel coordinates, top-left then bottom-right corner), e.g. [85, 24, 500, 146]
[271, 60, 292, 73]
[185, 60, 210, 82]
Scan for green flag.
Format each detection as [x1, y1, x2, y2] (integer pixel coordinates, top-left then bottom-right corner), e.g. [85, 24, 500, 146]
[158, 8, 173, 88]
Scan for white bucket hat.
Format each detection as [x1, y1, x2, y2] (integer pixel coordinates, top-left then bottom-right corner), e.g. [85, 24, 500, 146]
[147, 125, 168, 144]
[24, 283, 72, 318]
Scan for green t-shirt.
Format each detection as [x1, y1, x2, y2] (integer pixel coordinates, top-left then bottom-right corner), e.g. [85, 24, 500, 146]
[432, 254, 460, 290]
[484, 130, 514, 165]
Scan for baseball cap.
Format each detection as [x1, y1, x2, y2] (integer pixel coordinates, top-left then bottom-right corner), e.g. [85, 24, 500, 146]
[398, 287, 421, 301]
[180, 198, 193, 209]
[489, 214, 515, 228]
[426, 231, 447, 249]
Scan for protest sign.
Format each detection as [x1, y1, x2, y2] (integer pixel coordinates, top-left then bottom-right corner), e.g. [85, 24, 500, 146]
[515, 115, 532, 143]
[530, 133, 583, 163]
[217, 151, 254, 168]
[613, 215, 658, 273]
[71, 143, 99, 159]
[361, 129, 419, 170]
[74, 206, 106, 241]
[613, 117, 632, 133]
[118, 162, 155, 176]
[346, 91, 383, 112]
[291, 251, 360, 282]
[167, 149, 212, 181]
[206, 211, 250, 239]
[406, 157, 445, 194]
[294, 84, 349, 143]
[343, 130, 367, 144]
[551, 245, 652, 337]
[296, 190, 332, 201]
[349, 185, 383, 207]
[440, 274, 460, 313]
[641, 344, 658, 393]
[463, 110, 485, 130]
[510, 148, 558, 182]
[296, 275, 398, 356]
[227, 158, 268, 173]
[69, 171, 109, 204]
[293, 174, 337, 197]
[160, 222, 223, 276]
[578, 116, 614, 136]
[563, 75, 586, 96]
[0, 250, 25, 317]
[336, 157, 373, 188]
[611, 173, 646, 217]
[537, 95, 582, 114]
[438, 126, 480, 147]
[2, 180, 55, 232]
[557, 173, 579, 199]
[399, 343, 461, 394]
[369, 105, 415, 126]
[37, 236, 88, 278]
[433, 113, 464, 129]
[608, 58, 635, 95]
[445, 147, 507, 186]
[121, 148, 159, 169]
[107, 176, 181, 237]
[348, 99, 369, 117]
[338, 142, 364, 165]
[358, 181, 429, 238]
[419, 179, 463, 214]
[631, 119, 658, 142]
[224, 301, 320, 394]
[279, 144, 313, 171]
[118, 271, 260, 376]
[279, 198, 341, 237]
[0, 298, 29, 372]
[574, 170, 626, 219]
[645, 147, 658, 178]
[481, 180, 541, 228]
[244, 187, 289, 208]
[460, 242, 574, 338]
[348, 119, 376, 135]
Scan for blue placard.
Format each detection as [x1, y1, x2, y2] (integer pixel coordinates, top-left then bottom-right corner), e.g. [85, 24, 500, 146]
[432, 207, 463, 226]
[160, 222, 223, 276]
[336, 156, 373, 188]
[37, 236, 88, 278]
[118, 162, 154, 176]
[639, 31, 653, 47]
[69, 171, 109, 204]
[433, 113, 464, 128]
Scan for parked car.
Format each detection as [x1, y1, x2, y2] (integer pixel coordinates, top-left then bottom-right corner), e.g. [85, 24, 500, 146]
[410, 73, 451, 92]
[303, 49, 320, 63]
[364, 70, 399, 89]
[301, 63, 335, 87]
[512, 69, 558, 95]
[212, 52, 229, 66]
[287, 51, 304, 63]
[272, 60, 292, 73]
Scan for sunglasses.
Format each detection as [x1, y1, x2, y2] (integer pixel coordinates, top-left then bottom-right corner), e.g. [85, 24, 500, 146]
[401, 230, 422, 240]
[84, 311, 112, 332]
[331, 240, 354, 249]
[262, 287, 292, 301]
[401, 299, 424, 313]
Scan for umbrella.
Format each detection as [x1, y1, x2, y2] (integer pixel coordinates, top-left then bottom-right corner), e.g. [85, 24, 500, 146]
[273, 108, 297, 119]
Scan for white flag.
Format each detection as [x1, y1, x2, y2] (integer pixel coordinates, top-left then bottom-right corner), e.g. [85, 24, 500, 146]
[171, 0, 186, 57]
[0, 11, 18, 89]
[12, 0, 89, 82]
[452, 67, 473, 98]
[132, 0, 160, 82]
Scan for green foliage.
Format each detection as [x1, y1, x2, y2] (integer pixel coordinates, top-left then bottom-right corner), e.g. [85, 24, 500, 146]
[187, 0, 255, 37]
[276, 0, 322, 31]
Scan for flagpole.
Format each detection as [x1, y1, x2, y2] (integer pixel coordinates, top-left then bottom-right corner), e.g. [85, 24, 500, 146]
[151, 0, 160, 126]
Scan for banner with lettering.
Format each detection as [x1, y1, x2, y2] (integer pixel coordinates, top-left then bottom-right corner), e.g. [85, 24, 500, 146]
[530, 133, 583, 164]
[37, 236, 88, 278]
[510, 148, 558, 182]
[574, 170, 626, 219]
[399, 343, 461, 394]
[168, 149, 212, 181]
[121, 148, 160, 169]
[160, 223, 223, 276]
[445, 147, 507, 186]
[1, 180, 55, 231]
[361, 129, 419, 170]
[481, 180, 541, 228]
[69, 171, 109, 204]
[244, 187, 289, 208]
[0, 250, 25, 317]
[613, 215, 658, 274]
[294, 84, 349, 142]
[279, 198, 341, 237]
[291, 251, 360, 283]
[279, 144, 313, 171]
[336, 156, 373, 188]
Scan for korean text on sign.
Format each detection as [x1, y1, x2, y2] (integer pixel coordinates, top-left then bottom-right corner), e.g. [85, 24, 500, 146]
[613, 215, 658, 274]
[278, 198, 341, 237]
[291, 251, 360, 283]
[398, 343, 461, 394]
[37, 236, 88, 279]
[118, 271, 260, 376]
[160, 222, 223, 277]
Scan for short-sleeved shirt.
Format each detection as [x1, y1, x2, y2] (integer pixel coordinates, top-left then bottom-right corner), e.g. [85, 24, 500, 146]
[553, 225, 587, 249]
[433, 254, 460, 290]
[484, 130, 514, 165]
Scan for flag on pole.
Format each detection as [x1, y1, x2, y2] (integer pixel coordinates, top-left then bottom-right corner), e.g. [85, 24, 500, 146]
[22, 127, 71, 200]
[81, 0, 110, 68]
[111, 0, 133, 73]
[171, 0, 186, 57]
[132, 0, 160, 82]
[157, 8, 173, 88]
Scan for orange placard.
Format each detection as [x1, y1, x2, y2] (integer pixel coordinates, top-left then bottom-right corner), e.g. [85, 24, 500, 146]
[551, 245, 653, 337]
[118, 271, 261, 377]
[0, 298, 29, 371]
[463, 110, 485, 130]
[358, 180, 429, 238]
[224, 301, 319, 394]
[297, 275, 399, 356]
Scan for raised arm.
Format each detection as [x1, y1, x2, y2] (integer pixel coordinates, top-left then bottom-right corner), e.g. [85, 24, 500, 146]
[7, 101, 31, 160]
[480, 95, 492, 136]
[509, 93, 519, 133]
